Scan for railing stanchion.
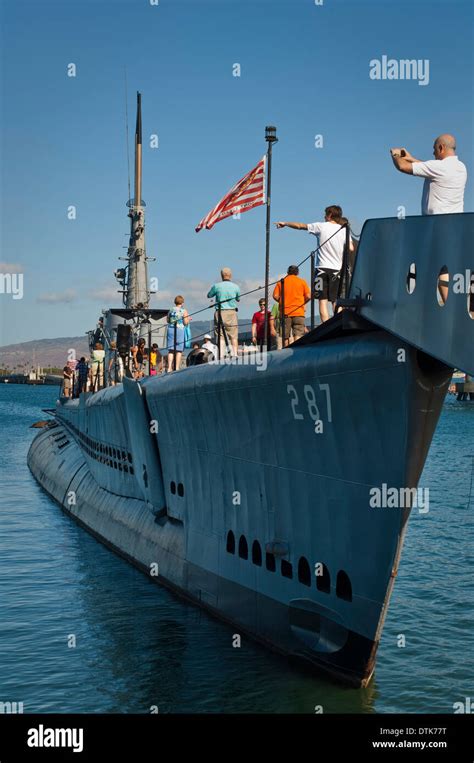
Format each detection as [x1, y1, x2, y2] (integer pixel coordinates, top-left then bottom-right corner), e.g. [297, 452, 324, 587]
[338, 223, 351, 303]
[173, 322, 177, 371]
[281, 277, 286, 348]
[217, 303, 222, 360]
[148, 323, 152, 376]
[222, 322, 230, 356]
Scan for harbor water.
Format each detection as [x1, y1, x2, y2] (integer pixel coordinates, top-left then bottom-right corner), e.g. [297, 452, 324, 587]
[1, 384, 472, 713]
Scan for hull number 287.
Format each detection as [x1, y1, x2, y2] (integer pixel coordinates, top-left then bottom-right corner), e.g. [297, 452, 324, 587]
[286, 383, 332, 433]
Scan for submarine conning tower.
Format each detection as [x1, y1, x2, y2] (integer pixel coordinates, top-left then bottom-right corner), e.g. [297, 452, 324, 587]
[99, 92, 168, 355]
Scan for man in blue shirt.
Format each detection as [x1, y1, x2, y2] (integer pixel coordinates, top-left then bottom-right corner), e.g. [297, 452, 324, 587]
[207, 268, 241, 356]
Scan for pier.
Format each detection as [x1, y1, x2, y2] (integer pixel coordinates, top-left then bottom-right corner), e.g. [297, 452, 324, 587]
[0, 371, 61, 385]
[454, 374, 474, 401]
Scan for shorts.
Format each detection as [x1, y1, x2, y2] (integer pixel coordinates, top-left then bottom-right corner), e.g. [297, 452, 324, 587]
[314, 268, 340, 302]
[283, 315, 305, 341]
[214, 309, 238, 344]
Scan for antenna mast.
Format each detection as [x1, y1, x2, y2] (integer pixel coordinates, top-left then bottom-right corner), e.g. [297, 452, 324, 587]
[124, 68, 131, 203]
[124, 92, 150, 309]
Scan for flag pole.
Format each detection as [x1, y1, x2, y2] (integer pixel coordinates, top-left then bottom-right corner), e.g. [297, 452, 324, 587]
[264, 126, 278, 351]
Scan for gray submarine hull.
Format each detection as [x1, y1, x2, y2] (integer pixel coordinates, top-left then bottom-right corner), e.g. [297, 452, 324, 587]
[28, 212, 474, 686]
[28, 323, 451, 687]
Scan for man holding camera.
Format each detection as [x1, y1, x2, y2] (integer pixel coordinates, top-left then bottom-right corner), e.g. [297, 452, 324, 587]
[390, 134, 467, 215]
[391, 134, 467, 305]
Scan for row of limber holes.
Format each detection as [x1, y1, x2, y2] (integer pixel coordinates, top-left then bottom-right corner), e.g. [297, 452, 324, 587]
[51, 431, 70, 450]
[226, 531, 352, 602]
[406, 263, 474, 316]
[61, 419, 135, 474]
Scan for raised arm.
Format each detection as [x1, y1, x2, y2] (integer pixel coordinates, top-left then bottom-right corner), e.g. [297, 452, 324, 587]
[274, 221, 308, 230]
[390, 147, 421, 175]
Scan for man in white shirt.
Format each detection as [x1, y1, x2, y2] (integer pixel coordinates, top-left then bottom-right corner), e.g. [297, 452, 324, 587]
[391, 134, 467, 304]
[202, 333, 218, 360]
[275, 205, 353, 323]
[390, 134, 467, 215]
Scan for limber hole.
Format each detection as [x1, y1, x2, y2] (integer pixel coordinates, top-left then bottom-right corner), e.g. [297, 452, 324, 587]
[468, 271, 474, 320]
[238, 535, 248, 560]
[406, 263, 417, 294]
[437, 266, 449, 306]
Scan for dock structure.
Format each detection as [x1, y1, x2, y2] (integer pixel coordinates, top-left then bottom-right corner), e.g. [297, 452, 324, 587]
[0, 372, 61, 385]
[455, 375, 474, 401]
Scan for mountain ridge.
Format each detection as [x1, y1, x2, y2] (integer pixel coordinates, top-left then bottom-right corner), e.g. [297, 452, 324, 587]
[0, 320, 252, 369]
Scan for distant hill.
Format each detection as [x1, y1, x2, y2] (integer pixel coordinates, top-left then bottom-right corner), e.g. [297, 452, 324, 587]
[0, 320, 255, 371]
[0, 336, 90, 371]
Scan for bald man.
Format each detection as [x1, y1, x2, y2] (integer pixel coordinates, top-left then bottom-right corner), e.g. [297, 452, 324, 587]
[390, 134, 467, 215]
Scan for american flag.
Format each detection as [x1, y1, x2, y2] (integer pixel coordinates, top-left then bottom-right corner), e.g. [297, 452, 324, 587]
[195, 156, 266, 232]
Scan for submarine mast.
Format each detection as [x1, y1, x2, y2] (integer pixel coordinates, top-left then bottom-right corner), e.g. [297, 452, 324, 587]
[124, 92, 150, 309]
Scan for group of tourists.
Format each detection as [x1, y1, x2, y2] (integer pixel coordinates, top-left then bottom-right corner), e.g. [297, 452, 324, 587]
[194, 204, 353, 355]
[61, 354, 97, 398]
[62, 345, 110, 397]
[61, 132, 468, 393]
[62, 339, 163, 396]
[214, 132, 469, 349]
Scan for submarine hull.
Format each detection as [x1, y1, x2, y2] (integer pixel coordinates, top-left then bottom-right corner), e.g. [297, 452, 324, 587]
[28, 328, 451, 687]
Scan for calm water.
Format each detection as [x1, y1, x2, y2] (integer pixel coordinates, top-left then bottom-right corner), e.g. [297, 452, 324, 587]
[0, 384, 472, 714]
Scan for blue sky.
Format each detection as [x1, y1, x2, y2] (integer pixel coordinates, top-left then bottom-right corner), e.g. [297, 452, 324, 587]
[0, 0, 472, 344]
